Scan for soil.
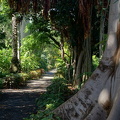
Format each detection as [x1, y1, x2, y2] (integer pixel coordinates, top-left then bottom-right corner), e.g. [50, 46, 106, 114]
[0, 69, 56, 120]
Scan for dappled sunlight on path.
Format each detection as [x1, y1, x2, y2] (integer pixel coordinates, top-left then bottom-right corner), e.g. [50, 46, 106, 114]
[2, 69, 56, 93]
[0, 69, 56, 120]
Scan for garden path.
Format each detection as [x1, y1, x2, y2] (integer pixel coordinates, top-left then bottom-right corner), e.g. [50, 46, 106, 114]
[0, 69, 56, 120]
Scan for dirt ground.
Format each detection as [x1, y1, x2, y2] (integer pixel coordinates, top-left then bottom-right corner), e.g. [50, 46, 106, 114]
[0, 69, 56, 120]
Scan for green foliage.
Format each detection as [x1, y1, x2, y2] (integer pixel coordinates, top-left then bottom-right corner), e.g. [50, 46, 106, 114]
[37, 78, 71, 109]
[21, 34, 46, 52]
[95, 34, 107, 54]
[29, 69, 44, 79]
[24, 110, 61, 120]
[0, 79, 3, 89]
[0, 1, 12, 48]
[55, 58, 73, 82]
[55, 59, 66, 77]
[21, 53, 40, 72]
[43, 45, 59, 70]
[0, 71, 7, 78]
[21, 51, 49, 72]
[20, 19, 59, 72]
[4, 73, 30, 88]
[50, 0, 79, 47]
[0, 48, 12, 72]
[25, 77, 75, 120]
[21, 32, 59, 72]
[92, 55, 99, 70]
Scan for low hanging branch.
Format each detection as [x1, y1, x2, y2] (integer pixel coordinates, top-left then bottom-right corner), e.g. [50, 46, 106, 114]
[47, 34, 61, 48]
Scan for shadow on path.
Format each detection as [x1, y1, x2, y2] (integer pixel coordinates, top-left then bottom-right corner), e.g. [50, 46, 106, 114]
[0, 69, 56, 120]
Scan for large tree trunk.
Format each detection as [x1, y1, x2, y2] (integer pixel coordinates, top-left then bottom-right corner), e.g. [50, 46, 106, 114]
[74, 35, 92, 88]
[10, 14, 21, 73]
[73, 7, 92, 88]
[53, 0, 120, 119]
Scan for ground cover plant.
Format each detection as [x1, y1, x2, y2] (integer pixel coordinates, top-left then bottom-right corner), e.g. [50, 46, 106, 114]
[24, 77, 78, 120]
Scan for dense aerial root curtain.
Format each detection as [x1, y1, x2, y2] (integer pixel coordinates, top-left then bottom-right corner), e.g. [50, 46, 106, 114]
[43, 0, 50, 19]
[79, 0, 93, 38]
[53, 0, 120, 119]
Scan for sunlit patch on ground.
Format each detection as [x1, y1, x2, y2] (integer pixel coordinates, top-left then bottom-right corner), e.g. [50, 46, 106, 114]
[0, 69, 56, 120]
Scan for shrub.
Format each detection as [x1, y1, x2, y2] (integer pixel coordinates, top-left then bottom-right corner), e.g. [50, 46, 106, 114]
[0, 71, 8, 78]
[0, 48, 12, 72]
[92, 55, 99, 71]
[25, 77, 77, 120]
[21, 54, 40, 72]
[29, 71, 40, 79]
[29, 69, 44, 79]
[0, 79, 3, 89]
[36, 78, 71, 109]
[4, 73, 30, 88]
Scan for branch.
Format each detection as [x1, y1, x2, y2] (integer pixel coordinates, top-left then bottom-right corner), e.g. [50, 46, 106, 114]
[47, 34, 60, 48]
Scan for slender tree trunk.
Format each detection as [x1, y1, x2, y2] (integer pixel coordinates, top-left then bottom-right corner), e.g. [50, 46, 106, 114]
[60, 35, 73, 82]
[99, 14, 105, 57]
[10, 14, 21, 73]
[17, 21, 21, 61]
[72, 46, 77, 80]
[53, 0, 120, 119]
[60, 34, 65, 60]
[74, 50, 84, 86]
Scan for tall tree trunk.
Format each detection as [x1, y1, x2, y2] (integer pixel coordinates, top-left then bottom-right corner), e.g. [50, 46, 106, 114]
[60, 34, 65, 60]
[60, 34, 73, 82]
[20, 16, 29, 41]
[17, 21, 21, 61]
[99, 14, 105, 57]
[74, 50, 84, 87]
[74, 35, 92, 88]
[72, 46, 77, 80]
[53, 0, 120, 119]
[73, 7, 92, 88]
[10, 14, 21, 73]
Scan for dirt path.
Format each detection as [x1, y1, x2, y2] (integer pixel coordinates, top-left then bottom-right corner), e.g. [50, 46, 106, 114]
[0, 69, 56, 120]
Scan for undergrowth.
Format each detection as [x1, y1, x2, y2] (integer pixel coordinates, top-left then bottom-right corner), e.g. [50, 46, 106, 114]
[24, 77, 78, 120]
[0, 69, 45, 89]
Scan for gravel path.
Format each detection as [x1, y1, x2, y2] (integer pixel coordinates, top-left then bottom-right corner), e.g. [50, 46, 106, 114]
[0, 69, 56, 120]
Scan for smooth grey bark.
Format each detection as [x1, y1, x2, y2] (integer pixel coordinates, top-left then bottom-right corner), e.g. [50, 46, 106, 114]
[20, 16, 29, 40]
[74, 50, 84, 86]
[99, 15, 105, 57]
[17, 21, 21, 60]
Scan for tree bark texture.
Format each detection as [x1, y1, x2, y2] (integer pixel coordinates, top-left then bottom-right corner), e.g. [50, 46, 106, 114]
[99, 14, 105, 57]
[73, 7, 92, 87]
[74, 35, 92, 88]
[53, 0, 120, 119]
[10, 14, 21, 73]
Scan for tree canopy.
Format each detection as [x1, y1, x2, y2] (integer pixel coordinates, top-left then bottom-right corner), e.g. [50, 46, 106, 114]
[1, 0, 119, 120]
